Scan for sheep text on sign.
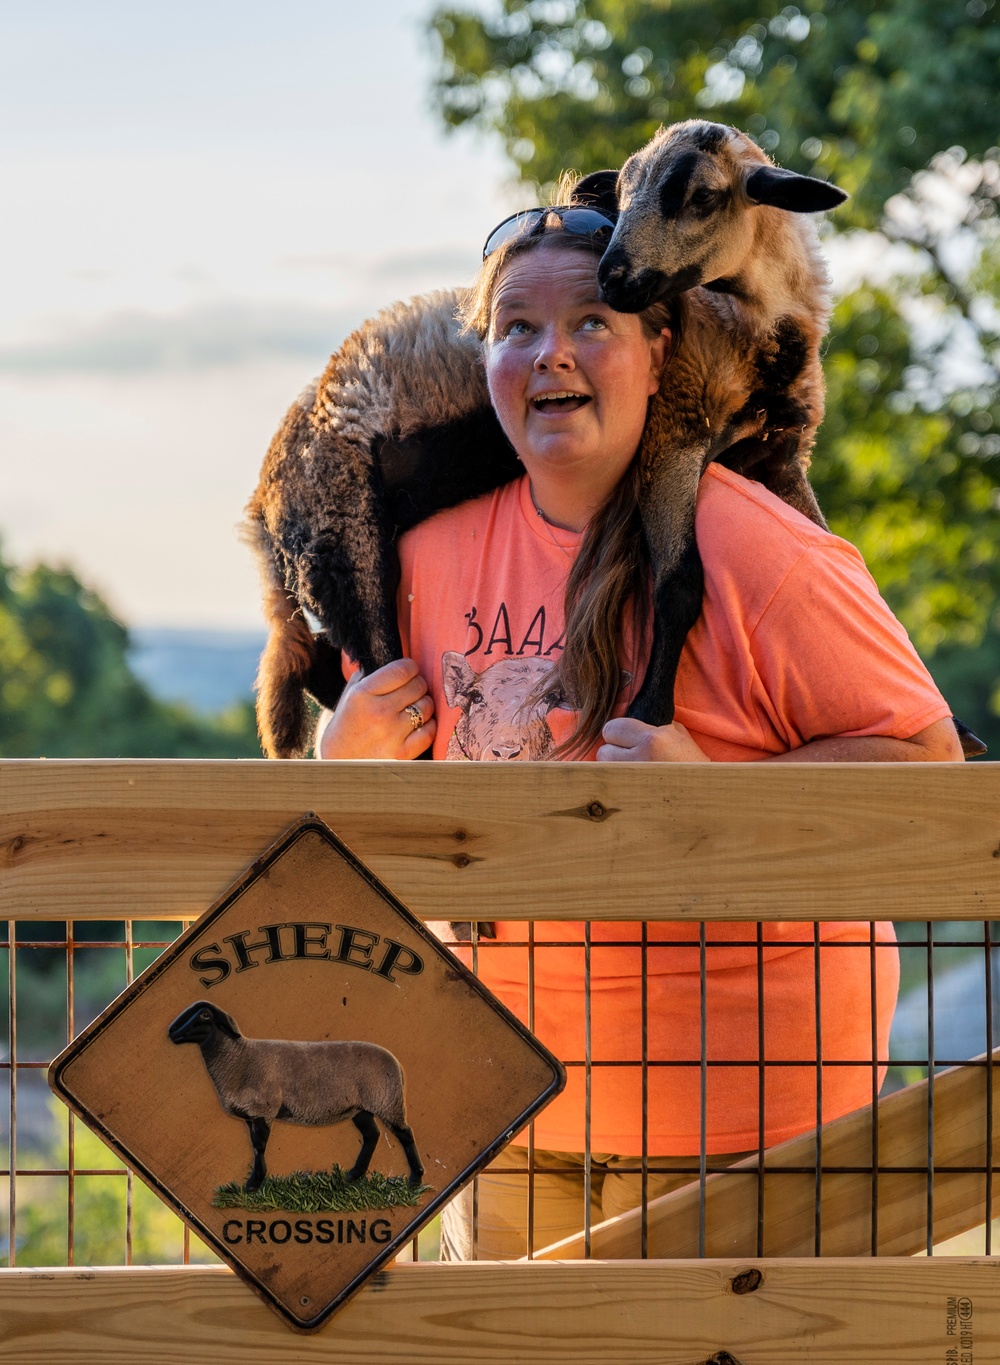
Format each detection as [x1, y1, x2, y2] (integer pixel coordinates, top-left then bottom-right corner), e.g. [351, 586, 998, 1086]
[189, 921, 424, 986]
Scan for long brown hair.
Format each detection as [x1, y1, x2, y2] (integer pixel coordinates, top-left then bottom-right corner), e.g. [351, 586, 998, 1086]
[460, 218, 677, 757]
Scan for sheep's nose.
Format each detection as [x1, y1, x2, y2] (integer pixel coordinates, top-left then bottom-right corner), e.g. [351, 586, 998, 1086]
[492, 746, 522, 759]
[599, 260, 628, 290]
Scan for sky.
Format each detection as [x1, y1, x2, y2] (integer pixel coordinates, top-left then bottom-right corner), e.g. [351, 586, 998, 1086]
[0, 0, 519, 628]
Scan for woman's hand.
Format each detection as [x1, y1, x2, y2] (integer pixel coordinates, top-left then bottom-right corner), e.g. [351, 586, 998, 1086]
[317, 658, 436, 759]
[597, 717, 710, 763]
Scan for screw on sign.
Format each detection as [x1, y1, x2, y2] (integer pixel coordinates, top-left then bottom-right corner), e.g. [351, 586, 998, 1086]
[49, 815, 564, 1332]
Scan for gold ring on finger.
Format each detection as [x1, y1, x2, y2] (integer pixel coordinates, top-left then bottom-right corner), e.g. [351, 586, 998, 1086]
[405, 703, 423, 732]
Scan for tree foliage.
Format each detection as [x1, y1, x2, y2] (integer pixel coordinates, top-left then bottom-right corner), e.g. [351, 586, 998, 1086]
[428, 0, 1000, 741]
[430, 0, 999, 223]
[816, 285, 998, 654]
[0, 546, 261, 758]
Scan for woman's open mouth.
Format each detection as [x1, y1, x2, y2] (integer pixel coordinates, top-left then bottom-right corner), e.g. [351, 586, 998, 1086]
[531, 391, 592, 414]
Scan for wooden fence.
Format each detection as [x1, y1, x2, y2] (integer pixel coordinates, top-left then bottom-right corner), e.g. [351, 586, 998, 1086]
[1, 757, 999, 1363]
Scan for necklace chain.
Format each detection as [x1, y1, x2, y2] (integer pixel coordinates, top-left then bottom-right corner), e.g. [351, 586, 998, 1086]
[529, 482, 573, 559]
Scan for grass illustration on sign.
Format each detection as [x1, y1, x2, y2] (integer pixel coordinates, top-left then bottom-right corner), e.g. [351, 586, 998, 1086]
[213, 1165, 431, 1214]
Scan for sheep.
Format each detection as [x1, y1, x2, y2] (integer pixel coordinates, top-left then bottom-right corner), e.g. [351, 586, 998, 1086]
[570, 119, 843, 721]
[245, 119, 984, 758]
[577, 126, 984, 755]
[246, 291, 520, 759]
[168, 1001, 424, 1192]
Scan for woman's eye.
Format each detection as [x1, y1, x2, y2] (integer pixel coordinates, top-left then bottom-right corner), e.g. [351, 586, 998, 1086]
[501, 319, 532, 337]
[580, 315, 607, 331]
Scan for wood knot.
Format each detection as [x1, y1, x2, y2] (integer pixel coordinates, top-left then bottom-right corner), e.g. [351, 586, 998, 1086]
[453, 830, 468, 843]
[453, 854, 472, 869]
[551, 801, 621, 823]
[706, 1353, 745, 1365]
[730, 1267, 763, 1295]
[2, 834, 27, 865]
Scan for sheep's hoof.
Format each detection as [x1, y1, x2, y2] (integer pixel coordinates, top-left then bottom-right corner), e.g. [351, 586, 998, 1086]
[245, 1173, 264, 1193]
[345, 1166, 365, 1184]
[408, 1172, 425, 1189]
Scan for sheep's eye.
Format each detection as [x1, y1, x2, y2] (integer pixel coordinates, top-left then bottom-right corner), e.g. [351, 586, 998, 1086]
[689, 187, 716, 209]
[199, 1010, 210, 1019]
[468, 689, 484, 705]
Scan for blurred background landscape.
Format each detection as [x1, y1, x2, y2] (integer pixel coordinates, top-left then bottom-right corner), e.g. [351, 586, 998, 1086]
[1, 0, 997, 759]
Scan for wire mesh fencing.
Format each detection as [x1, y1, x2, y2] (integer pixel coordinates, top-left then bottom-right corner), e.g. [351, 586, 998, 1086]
[2, 917, 997, 1267]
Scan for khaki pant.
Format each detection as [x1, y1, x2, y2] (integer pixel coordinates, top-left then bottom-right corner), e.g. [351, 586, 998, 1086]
[439, 1144, 752, 1261]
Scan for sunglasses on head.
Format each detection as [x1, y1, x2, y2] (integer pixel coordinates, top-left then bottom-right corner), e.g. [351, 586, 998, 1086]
[482, 206, 617, 261]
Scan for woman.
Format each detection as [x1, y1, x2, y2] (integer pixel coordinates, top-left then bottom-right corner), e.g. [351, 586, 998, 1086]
[318, 205, 963, 1259]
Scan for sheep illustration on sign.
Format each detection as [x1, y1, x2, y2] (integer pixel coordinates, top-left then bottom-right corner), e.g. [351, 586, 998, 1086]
[167, 1001, 425, 1203]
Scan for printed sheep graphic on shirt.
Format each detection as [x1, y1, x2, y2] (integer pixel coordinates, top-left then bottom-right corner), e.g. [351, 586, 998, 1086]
[441, 653, 572, 761]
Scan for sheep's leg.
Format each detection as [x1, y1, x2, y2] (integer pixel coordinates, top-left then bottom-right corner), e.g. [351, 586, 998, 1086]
[245, 1116, 270, 1193]
[301, 417, 519, 684]
[346, 1110, 381, 1182]
[253, 564, 347, 759]
[628, 534, 705, 727]
[630, 421, 707, 727]
[388, 1121, 425, 1188]
[297, 527, 403, 681]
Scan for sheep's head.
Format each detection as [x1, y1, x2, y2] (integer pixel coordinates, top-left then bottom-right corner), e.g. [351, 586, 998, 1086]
[168, 1001, 241, 1046]
[591, 120, 847, 312]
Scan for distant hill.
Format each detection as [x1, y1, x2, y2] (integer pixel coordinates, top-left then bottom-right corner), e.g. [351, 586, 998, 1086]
[129, 627, 265, 714]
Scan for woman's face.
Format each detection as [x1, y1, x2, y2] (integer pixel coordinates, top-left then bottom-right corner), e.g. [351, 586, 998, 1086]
[484, 241, 668, 504]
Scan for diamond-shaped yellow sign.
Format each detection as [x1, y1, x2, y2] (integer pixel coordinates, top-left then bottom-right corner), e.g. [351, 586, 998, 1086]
[49, 816, 564, 1331]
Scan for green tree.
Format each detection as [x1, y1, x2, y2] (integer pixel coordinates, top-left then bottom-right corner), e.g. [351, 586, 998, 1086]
[0, 546, 261, 758]
[428, 0, 1000, 744]
[430, 0, 999, 221]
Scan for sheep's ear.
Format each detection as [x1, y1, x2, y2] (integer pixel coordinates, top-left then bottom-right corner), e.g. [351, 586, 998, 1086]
[745, 165, 848, 213]
[571, 169, 619, 216]
[442, 650, 475, 711]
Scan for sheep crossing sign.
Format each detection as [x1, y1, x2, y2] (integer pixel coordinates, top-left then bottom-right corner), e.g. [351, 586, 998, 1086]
[48, 816, 564, 1332]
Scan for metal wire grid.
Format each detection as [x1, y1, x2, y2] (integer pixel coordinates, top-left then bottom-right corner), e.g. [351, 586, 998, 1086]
[460, 920, 1000, 1261]
[1, 919, 997, 1266]
[1, 920, 196, 1268]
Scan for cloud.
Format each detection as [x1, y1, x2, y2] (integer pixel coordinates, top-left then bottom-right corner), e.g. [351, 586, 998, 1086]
[280, 245, 478, 286]
[0, 301, 361, 375]
[373, 247, 479, 285]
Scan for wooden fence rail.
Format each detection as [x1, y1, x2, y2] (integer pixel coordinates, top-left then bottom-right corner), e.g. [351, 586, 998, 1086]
[2, 1260, 998, 1364]
[2, 759, 998, 921]
[2, 759, 1000, 1363]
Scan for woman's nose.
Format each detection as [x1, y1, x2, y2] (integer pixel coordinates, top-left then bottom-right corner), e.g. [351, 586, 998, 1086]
[533, 326, 574, 371]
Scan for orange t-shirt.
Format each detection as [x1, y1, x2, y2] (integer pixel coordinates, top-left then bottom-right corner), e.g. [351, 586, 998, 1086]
[382, 466, 950, 1153]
